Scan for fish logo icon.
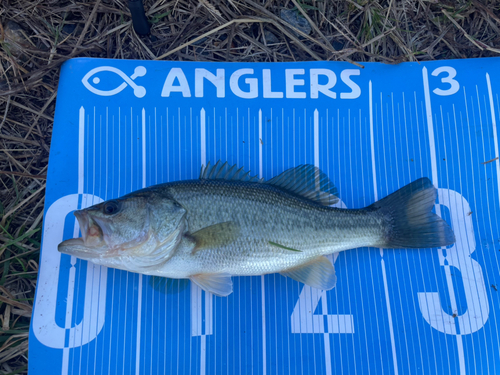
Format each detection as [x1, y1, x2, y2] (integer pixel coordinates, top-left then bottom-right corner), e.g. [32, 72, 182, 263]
[82, 66, 147, 98]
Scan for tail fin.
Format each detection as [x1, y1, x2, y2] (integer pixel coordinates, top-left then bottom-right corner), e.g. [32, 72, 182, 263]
[367, 178, 455, 248]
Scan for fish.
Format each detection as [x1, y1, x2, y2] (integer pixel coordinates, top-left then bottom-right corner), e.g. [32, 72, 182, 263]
[58, 161, 455, 297]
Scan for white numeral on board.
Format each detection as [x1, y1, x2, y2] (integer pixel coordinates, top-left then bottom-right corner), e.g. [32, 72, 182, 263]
[290, 200, 354, 334]
[290, 253, 355, 334]
[418, 189, 488, 335]
[33, 194, 107, 349]
[432, 67, 460, 96]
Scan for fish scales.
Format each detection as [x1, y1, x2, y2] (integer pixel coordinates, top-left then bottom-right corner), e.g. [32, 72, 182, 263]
[165, 180, 384, 276]
[58, 162, 455, 296]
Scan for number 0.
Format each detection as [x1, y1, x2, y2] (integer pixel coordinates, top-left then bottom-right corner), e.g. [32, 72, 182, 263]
[432, 66, 460, 96]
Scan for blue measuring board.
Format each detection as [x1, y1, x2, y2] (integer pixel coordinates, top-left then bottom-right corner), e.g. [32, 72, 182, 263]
[30, 57, 500, 375]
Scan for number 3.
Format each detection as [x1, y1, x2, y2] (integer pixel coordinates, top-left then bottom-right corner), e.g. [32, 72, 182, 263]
[418, 190, 489, 335]
[432, 66, 460, 96]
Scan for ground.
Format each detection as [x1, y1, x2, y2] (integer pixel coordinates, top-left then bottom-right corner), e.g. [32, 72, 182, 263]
[1, 0, 500, 373]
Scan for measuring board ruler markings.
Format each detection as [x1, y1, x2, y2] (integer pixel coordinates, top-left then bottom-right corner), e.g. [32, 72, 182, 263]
[30, 58, 500, 375]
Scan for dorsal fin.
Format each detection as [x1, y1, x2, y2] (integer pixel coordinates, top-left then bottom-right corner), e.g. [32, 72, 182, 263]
[267, 165, 338, 206]
[199, 162, 338, 206]
[199, 161, 263, 182]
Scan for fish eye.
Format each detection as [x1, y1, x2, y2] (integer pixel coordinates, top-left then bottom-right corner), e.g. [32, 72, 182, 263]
[103, 200, 120, 215]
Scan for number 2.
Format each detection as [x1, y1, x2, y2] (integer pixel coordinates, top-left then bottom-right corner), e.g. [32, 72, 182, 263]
[290, 253, 355, 334]
[290, 200, 355, 334]
[432, 66, 460, 96]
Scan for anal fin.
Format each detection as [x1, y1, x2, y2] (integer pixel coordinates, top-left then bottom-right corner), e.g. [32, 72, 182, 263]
[281, 256, 336, 290]
[190, 273, 233, 296]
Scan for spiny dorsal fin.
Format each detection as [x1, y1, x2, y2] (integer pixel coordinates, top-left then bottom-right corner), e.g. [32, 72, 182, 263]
[199, 161, 263, 183]
[199, 162, 338, 206]
[267, 165, 338, 206]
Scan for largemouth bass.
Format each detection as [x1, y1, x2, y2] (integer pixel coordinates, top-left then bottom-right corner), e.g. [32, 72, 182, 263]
[58, 162, 455, 296]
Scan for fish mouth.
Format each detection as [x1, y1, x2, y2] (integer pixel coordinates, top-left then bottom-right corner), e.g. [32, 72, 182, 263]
[58, 237, 103, 259]
[74, 210, 104, 244]
[58, 210, 106, 259]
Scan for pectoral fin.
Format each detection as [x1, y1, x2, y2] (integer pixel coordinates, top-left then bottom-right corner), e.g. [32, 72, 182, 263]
[281, 256, 336, 290]
[190, 273, 233, 296]
[190, 222, 240, 253]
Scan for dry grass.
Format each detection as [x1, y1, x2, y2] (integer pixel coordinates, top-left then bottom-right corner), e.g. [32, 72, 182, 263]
[1, 0, 500, 373]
